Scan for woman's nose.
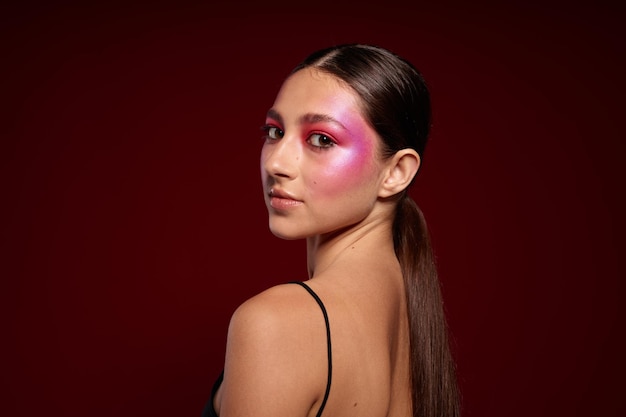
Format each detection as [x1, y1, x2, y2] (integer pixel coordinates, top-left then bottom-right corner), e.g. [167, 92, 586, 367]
[262, 136, 300, 179]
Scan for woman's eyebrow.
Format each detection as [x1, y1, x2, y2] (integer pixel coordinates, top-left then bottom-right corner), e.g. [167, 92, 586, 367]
[266, 108, 283, 124]
[266, 109, 347, 131]
[299, 113, 347, 130]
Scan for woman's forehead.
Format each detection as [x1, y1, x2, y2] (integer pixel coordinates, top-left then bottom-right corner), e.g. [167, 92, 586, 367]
[272, 68, 364, 119]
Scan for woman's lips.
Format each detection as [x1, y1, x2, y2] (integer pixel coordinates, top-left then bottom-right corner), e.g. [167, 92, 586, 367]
[268, 188, 303, 210]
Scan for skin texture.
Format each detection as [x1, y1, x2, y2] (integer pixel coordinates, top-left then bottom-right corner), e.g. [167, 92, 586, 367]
[215, 68, 421, 417]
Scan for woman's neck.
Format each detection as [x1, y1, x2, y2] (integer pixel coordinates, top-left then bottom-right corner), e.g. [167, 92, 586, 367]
[306, 213, 395, 280]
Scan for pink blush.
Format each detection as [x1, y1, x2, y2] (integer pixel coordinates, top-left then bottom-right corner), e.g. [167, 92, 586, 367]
[309, 114, 379, 198]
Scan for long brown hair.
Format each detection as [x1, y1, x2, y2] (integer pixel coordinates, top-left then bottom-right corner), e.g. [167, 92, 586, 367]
[292, 44, 460, 417]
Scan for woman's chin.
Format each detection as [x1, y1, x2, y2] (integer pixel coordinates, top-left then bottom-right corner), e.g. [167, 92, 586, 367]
[268, 223, 307, 241]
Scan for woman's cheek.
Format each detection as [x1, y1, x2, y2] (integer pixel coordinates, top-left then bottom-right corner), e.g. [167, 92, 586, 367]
[310, 145, 376, 197]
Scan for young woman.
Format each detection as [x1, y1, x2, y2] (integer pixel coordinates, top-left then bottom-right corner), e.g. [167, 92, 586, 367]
[202, 44, 460, 417]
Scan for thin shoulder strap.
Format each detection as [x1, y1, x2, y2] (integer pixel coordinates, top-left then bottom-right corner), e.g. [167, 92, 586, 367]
[289, 281, 332, 417]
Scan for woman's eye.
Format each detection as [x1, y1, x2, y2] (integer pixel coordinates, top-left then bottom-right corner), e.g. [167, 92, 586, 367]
[309, 133, 335, 148]
[262, 125, 284, 140]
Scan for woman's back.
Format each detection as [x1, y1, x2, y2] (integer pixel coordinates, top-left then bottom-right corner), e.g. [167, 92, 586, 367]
[214, 233, 412, 417]
[307, 251, 412, 417]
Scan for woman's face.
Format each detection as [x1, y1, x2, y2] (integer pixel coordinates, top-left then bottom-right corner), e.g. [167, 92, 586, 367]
[261, 68, 387, 240]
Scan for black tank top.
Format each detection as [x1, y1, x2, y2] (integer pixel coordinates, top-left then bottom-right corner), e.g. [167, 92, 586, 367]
[201, 281, 333, 417]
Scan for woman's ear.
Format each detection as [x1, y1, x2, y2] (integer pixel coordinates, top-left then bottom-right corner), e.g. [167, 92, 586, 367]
[379, 149, 421, 198]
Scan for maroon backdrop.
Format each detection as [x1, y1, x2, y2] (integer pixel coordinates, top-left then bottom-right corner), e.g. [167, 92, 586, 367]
[2, 1, 624, 416]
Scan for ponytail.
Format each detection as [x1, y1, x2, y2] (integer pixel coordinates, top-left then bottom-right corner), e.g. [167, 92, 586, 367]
[393, 194, 460, 417]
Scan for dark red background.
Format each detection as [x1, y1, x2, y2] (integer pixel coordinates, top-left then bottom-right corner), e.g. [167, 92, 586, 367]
[2, 1, 624, 416]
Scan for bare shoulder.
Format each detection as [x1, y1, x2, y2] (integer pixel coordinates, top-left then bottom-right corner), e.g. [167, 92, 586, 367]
[218, 283, 329, 416]
[228, 283, 324, 339]
[235, 282, 314, 316]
